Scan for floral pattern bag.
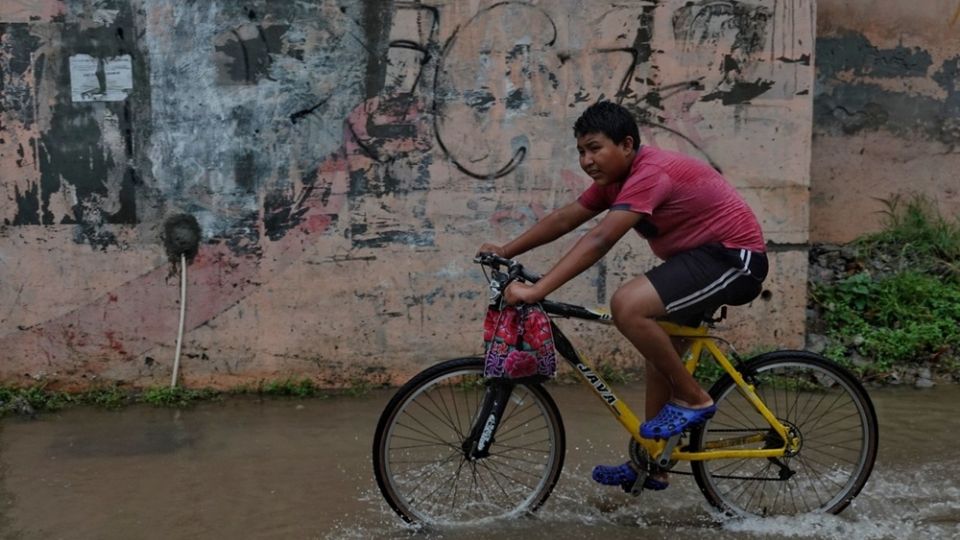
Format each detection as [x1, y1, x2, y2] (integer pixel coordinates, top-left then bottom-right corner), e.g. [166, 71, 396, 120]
[483, 304, 557, 380]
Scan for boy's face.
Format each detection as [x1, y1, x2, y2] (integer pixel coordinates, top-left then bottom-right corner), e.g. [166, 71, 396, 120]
[575, 132, 635, 186]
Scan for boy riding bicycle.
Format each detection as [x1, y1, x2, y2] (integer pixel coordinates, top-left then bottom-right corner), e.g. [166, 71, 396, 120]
[477, 101, 767, 491]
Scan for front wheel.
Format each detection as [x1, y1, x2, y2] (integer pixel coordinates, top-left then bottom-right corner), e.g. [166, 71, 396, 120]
[372, 357, 566, 525]
[691, 351, 878, 516]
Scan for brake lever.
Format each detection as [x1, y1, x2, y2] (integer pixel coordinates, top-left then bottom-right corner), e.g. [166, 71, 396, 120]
[487, 272, 505, 302]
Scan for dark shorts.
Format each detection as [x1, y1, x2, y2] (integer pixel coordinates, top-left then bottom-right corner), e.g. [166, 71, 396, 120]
[646, 243, 768, 327]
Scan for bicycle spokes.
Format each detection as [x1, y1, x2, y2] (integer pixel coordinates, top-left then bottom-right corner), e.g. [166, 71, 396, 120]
[691, 353, 878, 516]
[373, 359, 565, 524]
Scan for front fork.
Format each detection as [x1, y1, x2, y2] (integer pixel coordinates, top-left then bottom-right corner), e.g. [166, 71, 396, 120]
[463, 380, 514, 460]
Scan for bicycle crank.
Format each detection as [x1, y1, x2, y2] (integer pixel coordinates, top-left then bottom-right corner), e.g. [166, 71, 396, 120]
[626, 437, 685, 496]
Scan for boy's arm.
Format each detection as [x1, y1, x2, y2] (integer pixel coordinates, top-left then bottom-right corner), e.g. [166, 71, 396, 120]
[481, 201, 599, 258]
[507, 210, 642, 303]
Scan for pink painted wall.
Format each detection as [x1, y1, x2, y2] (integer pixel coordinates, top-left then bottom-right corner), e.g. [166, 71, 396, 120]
[0, 0, 814, 388]
[812, 0, 960, 243]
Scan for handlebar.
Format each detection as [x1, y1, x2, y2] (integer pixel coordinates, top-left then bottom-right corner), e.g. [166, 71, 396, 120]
[473, 252, 542, 305]
[474, 253, 542, 282]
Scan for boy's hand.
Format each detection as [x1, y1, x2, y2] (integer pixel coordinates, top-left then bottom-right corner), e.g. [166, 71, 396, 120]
[476, 243, 508, 258]
[504, 282, 544, 305]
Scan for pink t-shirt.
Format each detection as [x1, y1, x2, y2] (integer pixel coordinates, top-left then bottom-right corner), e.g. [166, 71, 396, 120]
[577, 146, 765, 260]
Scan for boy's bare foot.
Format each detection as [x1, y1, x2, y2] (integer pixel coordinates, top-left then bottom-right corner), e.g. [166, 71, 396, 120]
[672, 396, 715, 409]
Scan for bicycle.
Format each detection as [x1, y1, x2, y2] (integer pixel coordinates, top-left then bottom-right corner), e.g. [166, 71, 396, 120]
[373, 254, 878, 525]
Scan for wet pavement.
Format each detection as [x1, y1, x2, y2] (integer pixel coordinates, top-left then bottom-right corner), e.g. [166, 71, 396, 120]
[1, 381, 958, 539]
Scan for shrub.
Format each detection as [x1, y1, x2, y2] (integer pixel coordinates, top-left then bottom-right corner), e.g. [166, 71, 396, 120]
[813, 271, 960, 372]
[811, 195, 960, 376]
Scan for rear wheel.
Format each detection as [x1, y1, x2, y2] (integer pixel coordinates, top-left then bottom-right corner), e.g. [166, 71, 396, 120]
[691, 351, 878, 516]
[373, 357, 565, 525]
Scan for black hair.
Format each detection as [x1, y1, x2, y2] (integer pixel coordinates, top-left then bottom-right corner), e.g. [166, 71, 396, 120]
[573, 101, 640, 149]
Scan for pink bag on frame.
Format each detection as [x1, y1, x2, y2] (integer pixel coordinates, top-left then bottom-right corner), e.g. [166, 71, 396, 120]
[483, 304, 557, 379]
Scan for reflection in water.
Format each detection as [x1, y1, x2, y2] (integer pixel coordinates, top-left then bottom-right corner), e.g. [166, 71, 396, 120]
[0, 384, 957, 539]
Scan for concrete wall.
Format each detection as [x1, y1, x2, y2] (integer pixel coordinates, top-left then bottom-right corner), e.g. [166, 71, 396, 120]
[812, 0, 960, 243]
[0, 0, 814, 388]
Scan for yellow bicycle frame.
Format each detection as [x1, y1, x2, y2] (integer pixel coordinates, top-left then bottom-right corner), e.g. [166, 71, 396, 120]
[569, 319, 792, 462]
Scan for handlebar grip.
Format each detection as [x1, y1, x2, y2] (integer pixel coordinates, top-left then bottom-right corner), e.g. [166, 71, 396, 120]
[474, 252, 511, 266]
[519, 268, 541, 283]
[475, 253, 540, 283]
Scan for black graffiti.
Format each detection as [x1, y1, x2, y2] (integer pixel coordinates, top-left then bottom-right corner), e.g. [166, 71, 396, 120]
[216, 24, 291, 84]
[289, 97, 330, 124]
[702, 80, 775, 105]
[596, 47, 641, 101]
[334, 0, 743, 182]
[672, 0, 775, 106]
[431, 1, 557, 180]
[388, 39, 433, 93]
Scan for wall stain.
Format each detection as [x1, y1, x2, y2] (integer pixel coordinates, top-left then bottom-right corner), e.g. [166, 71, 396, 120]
[215, 23, 290, 85]
[673, 1, 774, 106]
[817, 30, 932, 79]
[0, 23, 42, 128]
[463, 88, 496, 112]
[778, 54, 810, 65]
[350, 228, 435, 249]
[264, 189, 310, 241]
[234, 151, 257, 193]
[11, 182, 40, 225]
[358, 0, 395, 99]
[816, 30, 959, 145]
[702, 80, 775, 105]
[3, 4, 148, 249]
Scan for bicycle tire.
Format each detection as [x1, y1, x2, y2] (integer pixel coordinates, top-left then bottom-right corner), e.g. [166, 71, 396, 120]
[690, 350, 878, 516]
[372, 357, 566, 525]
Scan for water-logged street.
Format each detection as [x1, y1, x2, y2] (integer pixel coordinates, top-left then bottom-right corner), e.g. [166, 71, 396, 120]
[1, 381, 958, 539]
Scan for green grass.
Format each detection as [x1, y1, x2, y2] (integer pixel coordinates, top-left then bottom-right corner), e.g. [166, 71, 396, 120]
[0, 384, 146, 414]
[80, 385, 131, 409]
[693, 359, 726, 385]
[811, 194, 960, 377]
[259, 378, 326, 398]
[856, 194, 960, 278]
[812, 271, 960, 373]
[0, 385, 71, 415]
[141, 386, 220, 407]
[0, 376, 366, 417]
[594, 362, 636, 384]
[554, 361, 638, 385]
[342, 376, 373, 398]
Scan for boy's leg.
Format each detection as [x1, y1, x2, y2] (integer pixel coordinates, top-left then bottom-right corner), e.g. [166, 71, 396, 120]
[643, 359, 671, 486]
[610, 276, 711, 408]
[645, 338, 691, 419]
[643, 339, 689, 486]
[594, 245, 765, 489]
[592, 281, 706, 491]
[644, 360, 669, 420]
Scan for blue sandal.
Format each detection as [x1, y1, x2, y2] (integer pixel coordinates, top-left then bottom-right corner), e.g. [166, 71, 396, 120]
[591, 462, 669, 492]
[640, 401, 717, 440]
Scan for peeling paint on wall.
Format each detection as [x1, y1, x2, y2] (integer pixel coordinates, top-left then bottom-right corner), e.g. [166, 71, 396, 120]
[814, 30, 960, 143]
[811, 6, 960, 244]
[1, 2, 148, 250]
[0, 1, 65, 23]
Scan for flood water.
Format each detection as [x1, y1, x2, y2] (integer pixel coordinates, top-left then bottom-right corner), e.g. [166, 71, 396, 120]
[0, 381, 958, 539]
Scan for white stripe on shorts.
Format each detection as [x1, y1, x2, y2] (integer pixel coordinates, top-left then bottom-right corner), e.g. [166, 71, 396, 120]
[664, 249, 753, 313]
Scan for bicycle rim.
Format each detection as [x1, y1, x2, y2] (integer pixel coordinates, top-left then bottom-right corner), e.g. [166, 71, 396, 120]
[373, 357, 565, 525]
[691, 351, 878, 516]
